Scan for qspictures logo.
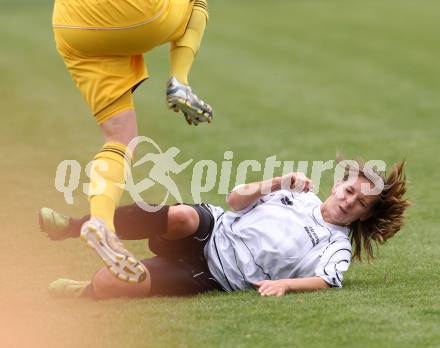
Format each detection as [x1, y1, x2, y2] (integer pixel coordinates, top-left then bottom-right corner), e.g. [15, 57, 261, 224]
[54, 136, 386, 212]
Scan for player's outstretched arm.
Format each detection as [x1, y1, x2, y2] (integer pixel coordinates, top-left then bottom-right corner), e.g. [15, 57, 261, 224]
[226, 173, 313, 211]
[226, 178, 281, 212]
[255, 277, 330, 297]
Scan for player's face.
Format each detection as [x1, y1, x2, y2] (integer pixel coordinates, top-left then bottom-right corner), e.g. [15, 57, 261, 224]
[323, 176, 379, 226]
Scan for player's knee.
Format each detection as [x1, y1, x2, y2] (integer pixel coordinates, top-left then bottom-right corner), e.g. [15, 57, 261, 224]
[166, 206, 199, 239]
[171, 206, 199, 232]
[100, 109, 138, 145]
[92, 266, 152, 299]
[92, 267, 117, 299]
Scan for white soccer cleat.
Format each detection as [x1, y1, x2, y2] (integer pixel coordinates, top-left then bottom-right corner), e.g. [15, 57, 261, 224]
[166, 77, 213, 126]
[80, 218, 146, 283]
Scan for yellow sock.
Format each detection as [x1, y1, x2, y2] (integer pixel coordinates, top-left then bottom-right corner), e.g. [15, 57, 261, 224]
[170, 47, 194, 85]
[89, 142, 130, 232]
[90, 196, 117, 231]
[170, 0, 208, 85]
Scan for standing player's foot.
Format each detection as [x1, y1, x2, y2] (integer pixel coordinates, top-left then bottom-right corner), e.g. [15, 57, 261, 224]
[80, 218, 146, 283]
[39, 207, 71, 240]
[166, 77, 213, 126]
[48, 278, 91, 298]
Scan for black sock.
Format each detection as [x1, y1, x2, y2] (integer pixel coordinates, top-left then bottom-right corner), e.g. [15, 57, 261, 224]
[114, 203, 169, 240]
[68, 203, 170, 240]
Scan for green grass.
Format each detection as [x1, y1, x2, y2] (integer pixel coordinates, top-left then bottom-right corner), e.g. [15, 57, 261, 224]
[1, 0, 439, 347]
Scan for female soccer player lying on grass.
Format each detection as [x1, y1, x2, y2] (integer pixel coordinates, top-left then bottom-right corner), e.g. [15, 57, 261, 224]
[52, 0, 212, 284]
[40, 161, 409, 299]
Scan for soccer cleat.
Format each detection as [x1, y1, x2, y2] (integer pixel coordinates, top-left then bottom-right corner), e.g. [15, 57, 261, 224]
[39, 207, 71, 240]
[166, 77, 213, 126]
[48, 278, 91, 299]
[80, 217, 147, 283]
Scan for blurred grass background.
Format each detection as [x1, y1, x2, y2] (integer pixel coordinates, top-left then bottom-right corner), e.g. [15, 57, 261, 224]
[0, 1, 439, 347]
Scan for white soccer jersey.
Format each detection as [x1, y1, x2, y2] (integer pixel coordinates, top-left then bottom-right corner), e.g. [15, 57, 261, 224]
[204, 190, 352, 291]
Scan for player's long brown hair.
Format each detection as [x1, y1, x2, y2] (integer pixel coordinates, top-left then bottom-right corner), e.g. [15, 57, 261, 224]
[339, 158, 411, 261]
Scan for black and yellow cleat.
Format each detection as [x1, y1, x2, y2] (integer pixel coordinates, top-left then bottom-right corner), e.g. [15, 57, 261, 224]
[39, 207, 71, 240]
[166, 77, 213, 126]
[80, 218, 146, 283]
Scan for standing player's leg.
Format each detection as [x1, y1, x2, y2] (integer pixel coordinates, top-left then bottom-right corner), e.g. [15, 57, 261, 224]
[51, 37, 148, 282]
[166, 0, 213, 125]
[89, 109, 136, 235]
[81, 105, 149, 283]
[51, 0, 214, 283]
[52, 12, 149, 282]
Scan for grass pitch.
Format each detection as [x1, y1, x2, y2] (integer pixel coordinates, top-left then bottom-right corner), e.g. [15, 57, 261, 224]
[1, 1, 439, 347]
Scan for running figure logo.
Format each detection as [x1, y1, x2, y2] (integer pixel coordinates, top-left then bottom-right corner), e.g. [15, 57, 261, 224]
[125, 136, 193, 211]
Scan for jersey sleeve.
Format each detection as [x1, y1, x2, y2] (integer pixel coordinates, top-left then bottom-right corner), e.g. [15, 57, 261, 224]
[314, 238, 352, 288]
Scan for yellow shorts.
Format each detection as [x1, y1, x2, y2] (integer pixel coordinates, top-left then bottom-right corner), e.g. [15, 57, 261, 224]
[53, 0, 194, 124]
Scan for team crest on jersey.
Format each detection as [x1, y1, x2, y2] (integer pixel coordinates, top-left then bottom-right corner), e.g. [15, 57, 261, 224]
[280, 196, 293, 206]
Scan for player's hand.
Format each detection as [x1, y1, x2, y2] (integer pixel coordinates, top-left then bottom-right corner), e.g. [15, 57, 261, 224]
[254, 280, 290, 297]
[280, 172, 313, 193]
